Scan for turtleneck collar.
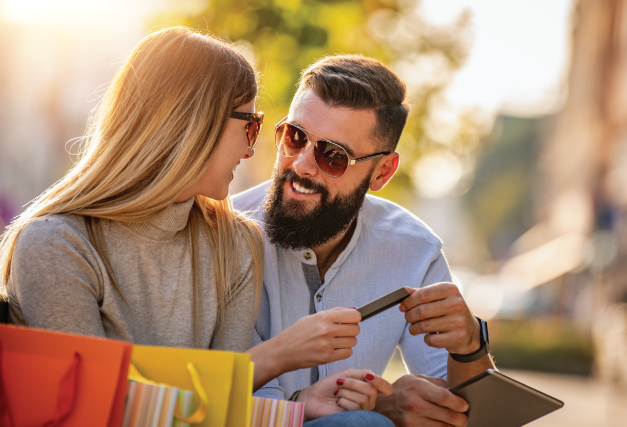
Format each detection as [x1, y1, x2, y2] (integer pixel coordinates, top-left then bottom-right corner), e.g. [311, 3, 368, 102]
[124, 197, 195, 241]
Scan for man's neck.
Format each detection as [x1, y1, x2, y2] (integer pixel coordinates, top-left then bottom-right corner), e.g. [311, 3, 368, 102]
[311, 217, 357, 284]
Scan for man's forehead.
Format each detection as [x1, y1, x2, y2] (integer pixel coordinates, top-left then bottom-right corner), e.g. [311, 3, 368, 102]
[288, 89, 378, 155]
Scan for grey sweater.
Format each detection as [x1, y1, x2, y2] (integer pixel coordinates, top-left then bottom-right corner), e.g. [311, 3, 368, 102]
[8, 198, 256, 352]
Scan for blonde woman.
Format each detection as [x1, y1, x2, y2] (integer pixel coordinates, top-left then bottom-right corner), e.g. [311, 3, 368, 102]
[0, 28, 392, 422]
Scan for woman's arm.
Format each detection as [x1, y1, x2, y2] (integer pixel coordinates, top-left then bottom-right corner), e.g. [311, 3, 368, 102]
[247, 307, 361, 392]
[8, 217, 106, 337]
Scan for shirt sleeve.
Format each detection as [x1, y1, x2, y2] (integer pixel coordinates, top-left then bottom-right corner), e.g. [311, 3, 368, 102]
[8, 217, 107, 338]
[251, 328, 287, 399]
[397, 249, 451, 379]
[250, 284, 287, 399]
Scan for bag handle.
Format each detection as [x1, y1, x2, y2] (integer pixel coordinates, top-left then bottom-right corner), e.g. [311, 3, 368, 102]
[0, 341, 81, 427]
[128, 363, 209, 424]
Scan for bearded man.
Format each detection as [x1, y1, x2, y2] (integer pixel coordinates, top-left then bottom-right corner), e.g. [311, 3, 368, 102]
[234, 55, 496, 426]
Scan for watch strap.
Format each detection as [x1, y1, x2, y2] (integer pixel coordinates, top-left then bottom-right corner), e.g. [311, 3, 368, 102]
[288, 389, 302, 401]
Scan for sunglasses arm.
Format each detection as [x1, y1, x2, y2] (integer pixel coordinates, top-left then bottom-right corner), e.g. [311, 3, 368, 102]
[349, 152, 390, 165]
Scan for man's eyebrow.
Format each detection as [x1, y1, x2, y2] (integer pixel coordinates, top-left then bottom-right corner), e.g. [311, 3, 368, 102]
[292, 120, 356, 157]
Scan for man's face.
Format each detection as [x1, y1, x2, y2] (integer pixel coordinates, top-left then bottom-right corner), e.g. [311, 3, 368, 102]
[263, 89, 380, 249]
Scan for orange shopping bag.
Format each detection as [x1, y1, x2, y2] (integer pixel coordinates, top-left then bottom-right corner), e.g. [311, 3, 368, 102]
[0, 324, 132, 427]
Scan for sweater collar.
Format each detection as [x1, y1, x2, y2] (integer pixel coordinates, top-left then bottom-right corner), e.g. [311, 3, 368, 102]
[125, 198, 195, 241]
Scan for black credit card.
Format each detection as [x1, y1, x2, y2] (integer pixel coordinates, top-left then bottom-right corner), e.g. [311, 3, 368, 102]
[357, 287, 411, 322]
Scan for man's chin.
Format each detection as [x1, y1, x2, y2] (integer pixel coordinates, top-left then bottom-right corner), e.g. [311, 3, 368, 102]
[282, 197, 319, 217]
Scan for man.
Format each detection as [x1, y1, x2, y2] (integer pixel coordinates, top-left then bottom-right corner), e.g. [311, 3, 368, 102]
[234, 55, 495, 426]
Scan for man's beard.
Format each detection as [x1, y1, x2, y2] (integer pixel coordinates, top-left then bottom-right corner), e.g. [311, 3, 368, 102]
[263, 168, 371, 250]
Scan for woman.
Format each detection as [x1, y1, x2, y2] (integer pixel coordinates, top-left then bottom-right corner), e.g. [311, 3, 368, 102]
[0, 27, 393, 424]
[1, 27, 264, 352]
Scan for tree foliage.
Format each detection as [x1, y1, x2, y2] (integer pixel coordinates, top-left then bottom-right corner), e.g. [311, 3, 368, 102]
[152, 0, 480, 204]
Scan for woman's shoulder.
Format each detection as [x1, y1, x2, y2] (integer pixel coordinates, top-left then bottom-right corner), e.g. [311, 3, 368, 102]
[16, 214, 91, 254]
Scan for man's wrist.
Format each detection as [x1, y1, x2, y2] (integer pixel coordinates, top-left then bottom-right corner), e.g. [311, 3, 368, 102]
[449, 317, 490, 363]
[464, 317, 482, 354]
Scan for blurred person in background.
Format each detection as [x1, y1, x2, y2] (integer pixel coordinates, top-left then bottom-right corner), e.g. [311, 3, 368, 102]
[234, 55, 496, 427]
[0, 27, 391, 424]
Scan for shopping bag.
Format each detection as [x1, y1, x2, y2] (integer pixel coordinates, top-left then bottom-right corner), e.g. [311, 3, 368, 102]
[121, 380, 196, 427]
[0, 324, 132, 427]
[131, 345, 254, 427]
[249, 397, 304, 427]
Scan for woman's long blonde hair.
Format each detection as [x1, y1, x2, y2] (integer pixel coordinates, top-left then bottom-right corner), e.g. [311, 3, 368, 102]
[0, 27, 264, 346]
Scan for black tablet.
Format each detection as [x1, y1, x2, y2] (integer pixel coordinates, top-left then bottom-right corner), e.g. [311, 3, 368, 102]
[449, 370, 564, 427]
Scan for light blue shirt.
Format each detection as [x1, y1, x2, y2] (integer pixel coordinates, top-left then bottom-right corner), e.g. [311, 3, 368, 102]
[233, 181, 450, 399]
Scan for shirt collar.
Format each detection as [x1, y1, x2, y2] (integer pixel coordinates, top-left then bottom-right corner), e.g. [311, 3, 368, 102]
[289, 211, 363, 267]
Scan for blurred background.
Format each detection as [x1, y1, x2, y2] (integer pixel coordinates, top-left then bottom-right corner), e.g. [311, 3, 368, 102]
[1, 0, 627, 425]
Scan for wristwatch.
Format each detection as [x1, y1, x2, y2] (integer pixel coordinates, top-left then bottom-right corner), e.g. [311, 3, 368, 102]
[449, 317, 491, 363]
[288, 389, 302, 401]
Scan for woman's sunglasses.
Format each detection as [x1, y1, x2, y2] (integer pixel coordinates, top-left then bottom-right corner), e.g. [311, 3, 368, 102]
[275, 117, 390, 178]
[230, 111, 264, 149]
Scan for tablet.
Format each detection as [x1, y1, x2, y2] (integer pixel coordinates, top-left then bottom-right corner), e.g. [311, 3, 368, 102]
[357, 287, 410, 322]
[449, 370, 563, 427]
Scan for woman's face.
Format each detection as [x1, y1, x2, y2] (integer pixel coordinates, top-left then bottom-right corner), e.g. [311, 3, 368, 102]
[176, 99, 256, 202]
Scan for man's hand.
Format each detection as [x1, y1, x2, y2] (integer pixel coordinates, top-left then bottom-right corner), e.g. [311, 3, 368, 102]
[248, 307, 361, 390]
[374, 374, 468, 427]
[299, 369, 393, 421]
[400, 283, 480, 355]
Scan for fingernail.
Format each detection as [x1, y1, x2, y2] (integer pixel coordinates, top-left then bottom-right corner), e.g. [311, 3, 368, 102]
[399, 305, 406, 313]
[336, 379, 344, 386]
[333, 390, 338, 396]
[464, 404, 469, 411]
[336, 399, 340, 404]
[349, 307, 357, 309]
[365, 374, 375, 381]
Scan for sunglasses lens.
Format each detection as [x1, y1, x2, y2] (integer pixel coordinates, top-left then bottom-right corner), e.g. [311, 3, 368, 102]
[246, 121, 261, 149]
[276, 123, 308, 156]
[314, 140, 349, 177]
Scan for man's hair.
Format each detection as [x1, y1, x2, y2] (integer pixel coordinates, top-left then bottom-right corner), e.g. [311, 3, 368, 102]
[296, 54, 410, 152]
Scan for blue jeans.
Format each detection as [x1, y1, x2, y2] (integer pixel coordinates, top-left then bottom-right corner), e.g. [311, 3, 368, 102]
[303, 411, 395, 427]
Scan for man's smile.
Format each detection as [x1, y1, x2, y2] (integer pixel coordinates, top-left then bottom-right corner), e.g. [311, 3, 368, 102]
[286, 180, 321, 199]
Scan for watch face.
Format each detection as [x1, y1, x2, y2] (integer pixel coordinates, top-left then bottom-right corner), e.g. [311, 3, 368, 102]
[481, 320, 489, 344]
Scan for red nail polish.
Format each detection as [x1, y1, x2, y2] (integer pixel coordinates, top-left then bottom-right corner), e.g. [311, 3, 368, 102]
[365, 374, 375, 381]
[333, 390, 338, 396]
[336, 379, 344, 386]
[336, 399, 340, 404]
[349, 307, 357, 309]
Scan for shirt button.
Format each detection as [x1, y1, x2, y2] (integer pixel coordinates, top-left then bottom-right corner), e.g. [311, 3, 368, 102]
[316, 293, 322, 302]
[304, 252, 312, 260]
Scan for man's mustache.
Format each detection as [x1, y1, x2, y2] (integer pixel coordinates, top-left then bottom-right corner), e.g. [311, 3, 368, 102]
[277, 169, 328, 195]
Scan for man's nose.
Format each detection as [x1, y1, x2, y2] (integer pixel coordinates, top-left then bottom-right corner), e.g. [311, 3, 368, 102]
[292, 141, 319, 177]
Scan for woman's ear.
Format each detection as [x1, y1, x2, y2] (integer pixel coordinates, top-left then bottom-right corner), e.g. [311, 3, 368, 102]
[369, 153, 400, 192]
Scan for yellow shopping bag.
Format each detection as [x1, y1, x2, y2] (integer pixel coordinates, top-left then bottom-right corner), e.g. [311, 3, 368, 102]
[130, 345, 253, 427]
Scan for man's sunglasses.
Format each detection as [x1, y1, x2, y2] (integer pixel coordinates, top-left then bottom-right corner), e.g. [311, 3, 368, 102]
[230, 111, 264, 149]
[275, 117, 390, 178]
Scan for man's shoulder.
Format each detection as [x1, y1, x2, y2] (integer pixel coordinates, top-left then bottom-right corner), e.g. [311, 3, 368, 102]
[231, 181, 270, 221]
[361, 194, 442, 247]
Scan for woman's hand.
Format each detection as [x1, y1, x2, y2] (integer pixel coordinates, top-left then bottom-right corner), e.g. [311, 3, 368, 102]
[278, 307, 361, 370]
[298, 369, 393, 421]
[248, 307, 361, 390]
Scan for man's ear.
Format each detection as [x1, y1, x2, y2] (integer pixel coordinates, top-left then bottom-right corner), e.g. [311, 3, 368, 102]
[370, 152, 400, 192]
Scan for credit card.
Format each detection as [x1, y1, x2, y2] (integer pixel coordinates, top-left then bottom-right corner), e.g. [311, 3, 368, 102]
[357, 287, 411, 321]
